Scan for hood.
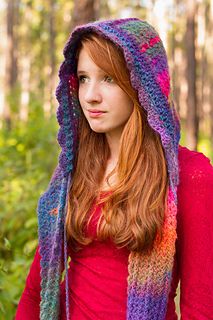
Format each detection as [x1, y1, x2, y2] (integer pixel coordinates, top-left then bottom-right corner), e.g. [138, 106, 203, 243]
[56, 17, 180, 196]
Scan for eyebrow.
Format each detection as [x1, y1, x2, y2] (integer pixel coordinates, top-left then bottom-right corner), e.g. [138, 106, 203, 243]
[77, 69, 104, 76]
[77, 70, 87, 75]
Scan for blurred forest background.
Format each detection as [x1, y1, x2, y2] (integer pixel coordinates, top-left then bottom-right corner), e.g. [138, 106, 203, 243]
[0, 0, 213, 318]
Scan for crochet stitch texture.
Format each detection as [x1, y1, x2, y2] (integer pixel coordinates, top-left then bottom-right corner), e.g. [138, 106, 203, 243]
[37, 18, 180, 320]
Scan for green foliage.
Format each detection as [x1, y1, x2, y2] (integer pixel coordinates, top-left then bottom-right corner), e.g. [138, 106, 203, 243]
[0, 100, 59, 319]
[180, 123, 213, 163]
[198, 133, 213, 162]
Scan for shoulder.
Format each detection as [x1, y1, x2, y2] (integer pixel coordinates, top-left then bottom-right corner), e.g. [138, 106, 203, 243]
[175, 148, 213, 317]
[176, 145, 213, 247]
[178, 144, 213, 189]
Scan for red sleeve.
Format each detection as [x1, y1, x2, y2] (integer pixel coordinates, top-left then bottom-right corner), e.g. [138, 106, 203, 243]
[15, 247, 41, 319]
[177, 149, 213, 319]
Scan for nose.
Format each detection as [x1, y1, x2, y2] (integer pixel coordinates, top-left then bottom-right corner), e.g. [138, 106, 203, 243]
[84, 82, 102, 104]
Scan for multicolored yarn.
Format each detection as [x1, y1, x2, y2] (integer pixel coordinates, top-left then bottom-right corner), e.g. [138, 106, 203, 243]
[37, 18, 180, 320]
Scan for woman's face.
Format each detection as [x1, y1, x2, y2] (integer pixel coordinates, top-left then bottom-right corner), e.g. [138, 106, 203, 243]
[77, 47, 134, 138]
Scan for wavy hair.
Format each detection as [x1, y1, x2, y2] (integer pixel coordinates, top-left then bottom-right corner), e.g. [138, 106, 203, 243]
[66, 33, 169, 253]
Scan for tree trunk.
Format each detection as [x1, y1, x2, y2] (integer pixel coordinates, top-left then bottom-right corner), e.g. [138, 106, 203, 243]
[71, 0, 99, 29]
[170, 0, 180, 115]
[0, 5, 7, 128]
[4, 0, 19, 130]
[185, 0, 198, 150]
[19, 56, 30, 122]
[196, 1, 208, 134]
[207, 0, 213, 152]
[48, 0, 56, 115]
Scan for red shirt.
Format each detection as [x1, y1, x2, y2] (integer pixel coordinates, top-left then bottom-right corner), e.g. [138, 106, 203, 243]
[15, 146, 213, 319]
[59, 192, 129, 320]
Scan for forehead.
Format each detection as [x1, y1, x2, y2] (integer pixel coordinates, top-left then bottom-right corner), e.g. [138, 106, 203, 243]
[77, 48, 93, 68]
[77, 47, 102, 73]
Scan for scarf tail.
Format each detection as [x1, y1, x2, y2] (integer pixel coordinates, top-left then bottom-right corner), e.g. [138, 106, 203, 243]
[127, 188, 177, 320]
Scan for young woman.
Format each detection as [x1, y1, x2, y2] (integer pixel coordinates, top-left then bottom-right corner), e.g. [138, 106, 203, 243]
[16, 18, 213, 320]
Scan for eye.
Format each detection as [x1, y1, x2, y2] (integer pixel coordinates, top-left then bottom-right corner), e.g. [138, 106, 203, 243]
[104, 75, 114, 83]
[78, 75, 87, 83]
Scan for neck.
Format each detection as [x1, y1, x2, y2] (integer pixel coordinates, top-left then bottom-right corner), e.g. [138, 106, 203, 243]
[105, 130, 121, 163]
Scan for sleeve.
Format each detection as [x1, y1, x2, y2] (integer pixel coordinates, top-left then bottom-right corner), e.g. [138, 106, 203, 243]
[176, 153, 213, 319]
[15, 247, 41, 320]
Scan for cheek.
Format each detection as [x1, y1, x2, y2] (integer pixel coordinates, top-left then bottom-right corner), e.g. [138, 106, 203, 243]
[78, 91, 87, 115]
[78, 89, 83, 106]
[122, 106, 133, 122]
[77, 95, 87, 117]
[118, 97, 134, 118]
[114, 89, 133, 111]
[78, 84, 87, 101]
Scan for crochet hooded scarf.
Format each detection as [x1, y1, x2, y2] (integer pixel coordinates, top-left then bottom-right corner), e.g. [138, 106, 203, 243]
[37, 18, 181, 320]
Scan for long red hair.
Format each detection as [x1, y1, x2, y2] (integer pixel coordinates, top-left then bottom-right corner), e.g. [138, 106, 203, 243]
[66, 33, 169, 253]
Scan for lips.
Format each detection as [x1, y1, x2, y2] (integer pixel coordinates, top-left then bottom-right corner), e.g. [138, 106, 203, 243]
[88, 109, 106, 113]
[88, 109, 106, 118]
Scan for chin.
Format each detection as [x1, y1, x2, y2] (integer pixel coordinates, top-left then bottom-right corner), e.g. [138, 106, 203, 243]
[88, 124, 107, 133]
[90, 128, 106, 133]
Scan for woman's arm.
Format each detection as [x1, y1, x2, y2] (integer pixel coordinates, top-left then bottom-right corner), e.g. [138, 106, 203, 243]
[15, 247, 41, 319]
[177, 151, 213, 319]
